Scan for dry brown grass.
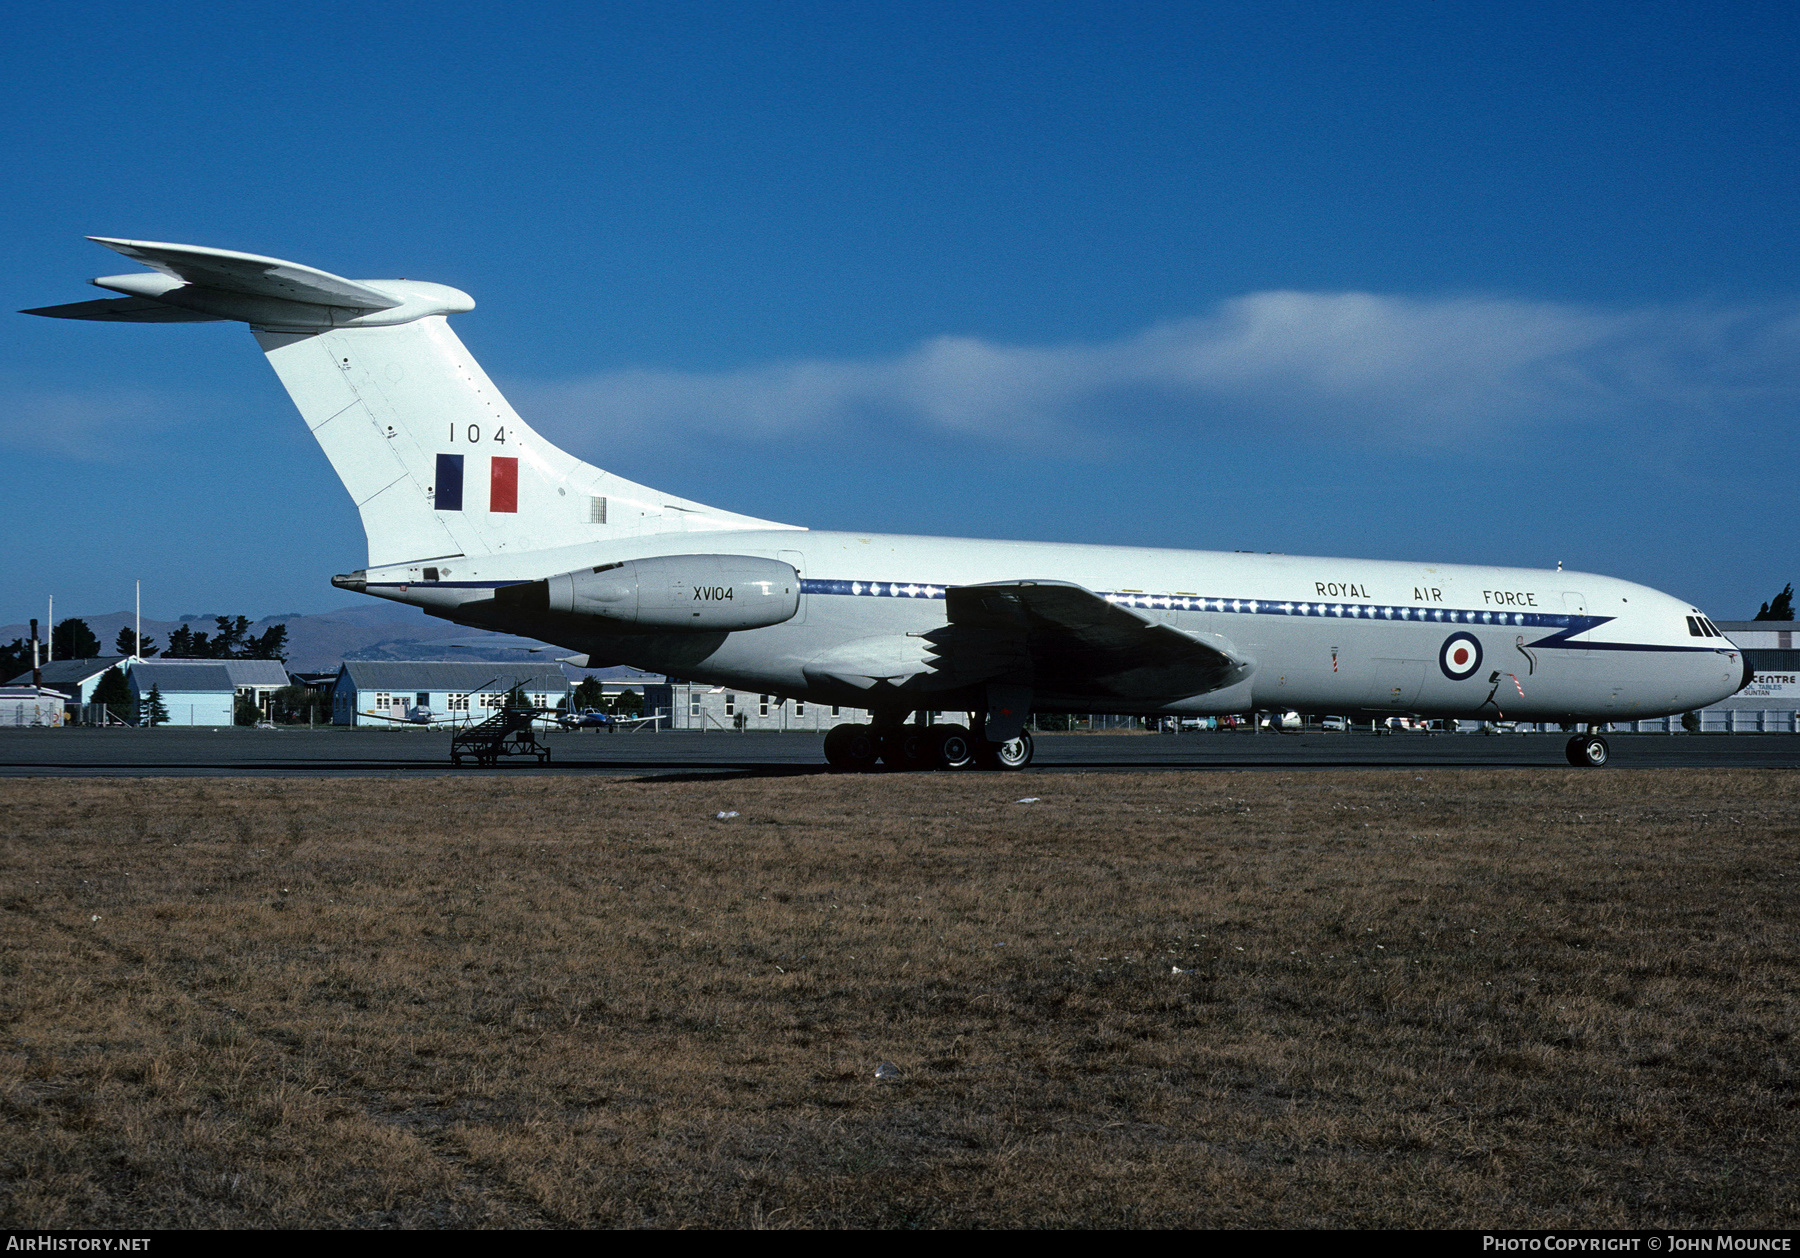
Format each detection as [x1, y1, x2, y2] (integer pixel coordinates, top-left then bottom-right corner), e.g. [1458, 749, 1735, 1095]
[0, 769, 1795, 1228]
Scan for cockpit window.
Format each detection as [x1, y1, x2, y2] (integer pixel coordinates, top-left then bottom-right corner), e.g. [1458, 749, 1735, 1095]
[1687, 616, 1705, 637]
[1702, 617, 1723, 637]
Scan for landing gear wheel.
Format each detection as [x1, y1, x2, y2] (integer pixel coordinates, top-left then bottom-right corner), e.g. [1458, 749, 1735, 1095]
[1565, 733, 1610, 767]
[826, 723, 881, 771]
[932, 724, 976, 770]
[976, 731, 1035, 770]
[895, 728, 940, 771]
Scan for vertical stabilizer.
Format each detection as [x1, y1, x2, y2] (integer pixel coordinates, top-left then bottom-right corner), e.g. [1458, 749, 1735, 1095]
[24, 238, 797, 569]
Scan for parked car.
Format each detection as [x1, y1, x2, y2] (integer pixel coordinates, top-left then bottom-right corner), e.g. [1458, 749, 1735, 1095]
[1321, 715, 1348, 732]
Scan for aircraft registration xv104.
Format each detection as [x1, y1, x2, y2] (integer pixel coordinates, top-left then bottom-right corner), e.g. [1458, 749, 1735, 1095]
[26, 238, 1752, 769]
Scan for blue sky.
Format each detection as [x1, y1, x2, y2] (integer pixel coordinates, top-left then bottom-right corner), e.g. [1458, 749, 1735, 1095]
[4, 1, 1797, 622]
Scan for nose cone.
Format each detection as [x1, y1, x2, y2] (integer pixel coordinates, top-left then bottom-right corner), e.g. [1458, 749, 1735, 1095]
[1691, 639, 1754, 710]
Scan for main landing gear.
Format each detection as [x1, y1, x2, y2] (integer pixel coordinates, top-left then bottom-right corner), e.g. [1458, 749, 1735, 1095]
[1564, 728, 1610, 767]
[822, 714, 1034, 772]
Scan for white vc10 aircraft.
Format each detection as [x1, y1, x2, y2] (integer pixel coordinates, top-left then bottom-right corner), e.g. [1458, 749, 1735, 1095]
[28, 239, 1751, 769]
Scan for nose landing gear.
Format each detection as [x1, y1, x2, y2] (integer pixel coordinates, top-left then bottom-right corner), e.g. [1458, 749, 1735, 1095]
[1565, 728, 1610, 767]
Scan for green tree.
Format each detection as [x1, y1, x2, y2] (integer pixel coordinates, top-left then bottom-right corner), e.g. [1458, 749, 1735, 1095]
[246, 623, 289, 662]
[503, 684, 531, 710]
[114, 627, 159, 658]
[52, 619, 101, 661]
[92, 666, 132, 722]
[211, 616, 251, 658]
[144, 683, 170, 727]
[611, 688, 643, 717]
[235, 692, 262, 725]
[270, 683, 329, 725]
[1681, 711, 1702, 733]
[0, 639, 31, 682]
[164, 624, 199, 657]
[164, 616, 287, 660]
[1755, 584, 1794, 621]
[571, 677, 606, 711]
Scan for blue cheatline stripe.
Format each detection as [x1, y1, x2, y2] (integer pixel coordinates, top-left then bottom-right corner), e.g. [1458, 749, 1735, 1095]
[435, 453, 464, 512]
[802, 578, 947, 599]
[798, 578, 1723, 653]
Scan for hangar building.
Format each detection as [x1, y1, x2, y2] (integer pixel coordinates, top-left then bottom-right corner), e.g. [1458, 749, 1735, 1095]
[332, 661, 571, 726]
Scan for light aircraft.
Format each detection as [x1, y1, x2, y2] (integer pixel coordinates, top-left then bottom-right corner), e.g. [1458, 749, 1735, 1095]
[559, 709, 666, 732]
[358, 705, 467, 727]
[27, 238, 1752, 769]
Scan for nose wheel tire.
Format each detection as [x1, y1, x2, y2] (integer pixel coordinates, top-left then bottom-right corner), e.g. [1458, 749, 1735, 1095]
[1565, 733, 1610, 767]
[975, 731, 1035, 770]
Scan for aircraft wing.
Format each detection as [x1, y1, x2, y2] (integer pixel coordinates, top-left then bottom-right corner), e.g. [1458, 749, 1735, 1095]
[941, 580, 1249, 700]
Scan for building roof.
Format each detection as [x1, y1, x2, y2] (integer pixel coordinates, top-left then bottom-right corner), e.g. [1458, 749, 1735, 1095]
[129, 662, 237, 693]
[3, 657, 126, 687]
[131, 658, 290, 686]
[335, 661, 572, 691]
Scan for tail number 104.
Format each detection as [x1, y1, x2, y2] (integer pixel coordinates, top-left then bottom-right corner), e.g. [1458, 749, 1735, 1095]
[450, 424, 506, 444]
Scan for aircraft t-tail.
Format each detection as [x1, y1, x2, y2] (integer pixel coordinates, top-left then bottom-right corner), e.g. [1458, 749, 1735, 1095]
[26, 238, 1753, 768]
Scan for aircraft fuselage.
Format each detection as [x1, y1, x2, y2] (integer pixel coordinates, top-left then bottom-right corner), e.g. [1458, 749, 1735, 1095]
[352, 529, 1746, 723]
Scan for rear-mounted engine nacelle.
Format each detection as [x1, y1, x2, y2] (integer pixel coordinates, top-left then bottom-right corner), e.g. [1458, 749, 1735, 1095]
[497, 554, 800, 631]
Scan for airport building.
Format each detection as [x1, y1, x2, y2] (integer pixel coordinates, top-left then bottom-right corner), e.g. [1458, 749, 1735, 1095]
[0, 685, 68, 727]
[644, 680, 869, 732]
[126, 661, 235, 726]
[5, 657, 292, 726]
[332, 661, 572, 726]
[5, 657, 129, 706]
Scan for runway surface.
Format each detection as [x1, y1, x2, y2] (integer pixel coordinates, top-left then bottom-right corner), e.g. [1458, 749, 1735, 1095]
[1, 727, 1795, 777]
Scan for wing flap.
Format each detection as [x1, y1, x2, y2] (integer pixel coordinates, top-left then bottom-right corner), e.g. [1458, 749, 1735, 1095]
[88, 237, 403, 311]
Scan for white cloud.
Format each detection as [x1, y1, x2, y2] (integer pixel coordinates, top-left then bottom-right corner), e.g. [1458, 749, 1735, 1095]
[0, 384, 184, 461]
[513, 291, 1800, 457]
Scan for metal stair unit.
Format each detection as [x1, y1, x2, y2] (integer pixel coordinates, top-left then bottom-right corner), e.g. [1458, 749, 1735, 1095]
[451, 705, 554, 767]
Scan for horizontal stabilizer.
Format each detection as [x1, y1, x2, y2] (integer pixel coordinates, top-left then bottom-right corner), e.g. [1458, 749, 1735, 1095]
[88, 237, 404, 311]
[20, 295, 223, 322]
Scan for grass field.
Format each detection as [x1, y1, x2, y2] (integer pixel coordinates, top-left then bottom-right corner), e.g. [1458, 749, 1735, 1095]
[1, 770, 1795, 1228]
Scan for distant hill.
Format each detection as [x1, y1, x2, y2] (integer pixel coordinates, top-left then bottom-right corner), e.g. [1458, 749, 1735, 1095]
[0, 605, 575, 673]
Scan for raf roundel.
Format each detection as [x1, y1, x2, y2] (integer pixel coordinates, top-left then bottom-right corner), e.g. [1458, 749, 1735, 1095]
[1438, 631, 1484, 681]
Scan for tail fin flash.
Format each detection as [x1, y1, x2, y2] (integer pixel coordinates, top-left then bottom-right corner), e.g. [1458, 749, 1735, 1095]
[25, 238, 794, 567]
